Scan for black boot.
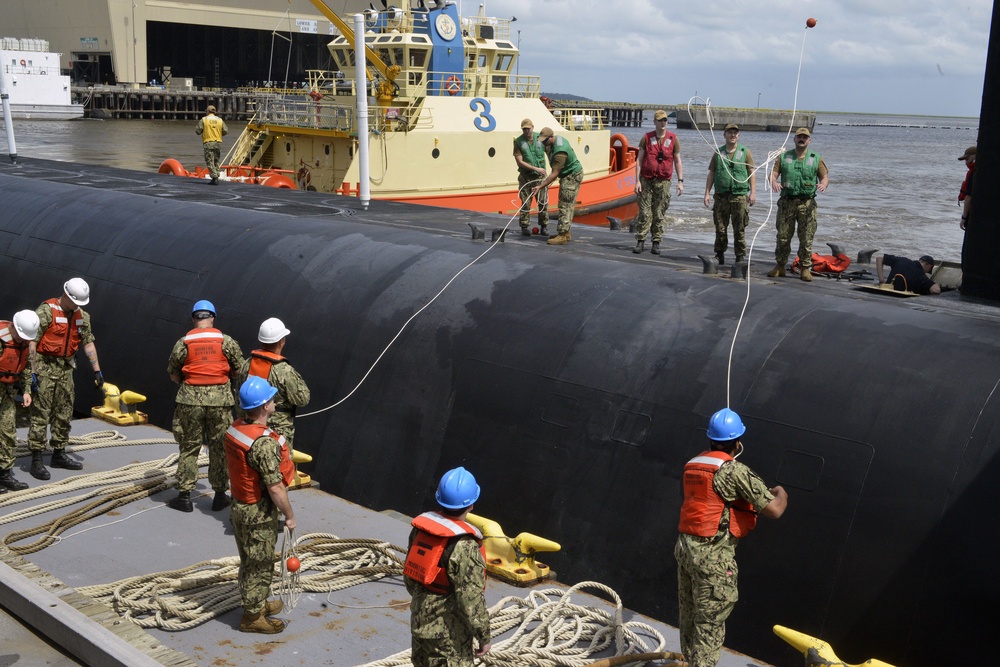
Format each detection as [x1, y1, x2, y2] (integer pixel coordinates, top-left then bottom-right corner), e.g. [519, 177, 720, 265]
[651, 241, 661, 255]
[212, 491, 231, 512]
[30, 452, 50, 481]
[168, 491, 193, 513]
[539, 222, 548, 236]
[716, 252, 725, 265]
[50, 450, 83, 471]
[0, 468, 28, 491]
[633, 240, 645, 254]
[520, 226, 531, 236]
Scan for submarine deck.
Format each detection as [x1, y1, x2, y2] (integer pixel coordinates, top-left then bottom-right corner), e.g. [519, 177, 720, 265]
[0, 419, 771, 666]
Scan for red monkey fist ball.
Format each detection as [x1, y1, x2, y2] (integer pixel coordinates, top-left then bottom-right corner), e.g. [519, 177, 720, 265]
[286, 556, 301, 573]
[806, 18, 817, 28]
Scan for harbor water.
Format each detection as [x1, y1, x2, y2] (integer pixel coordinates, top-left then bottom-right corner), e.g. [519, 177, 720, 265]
[3, 112, 977, 262]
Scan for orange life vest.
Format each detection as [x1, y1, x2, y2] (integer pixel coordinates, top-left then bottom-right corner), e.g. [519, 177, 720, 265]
[36, 299, 83, 358]
[223, 420, 295, 504]
[248, 349, 286, 380]
[182, 328, 230, 385]
[677, 450, 758, 538]
[0, 321, 29, 385]
[404, 511, 485, 594]
[792, 253, 851, 274]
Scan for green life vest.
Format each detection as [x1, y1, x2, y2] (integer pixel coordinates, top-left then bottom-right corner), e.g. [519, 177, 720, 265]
[514, 135, 547, 172]
[548, 136, 582, 178]
[713, 145, 750, 195]
[779, 149, 821, 197]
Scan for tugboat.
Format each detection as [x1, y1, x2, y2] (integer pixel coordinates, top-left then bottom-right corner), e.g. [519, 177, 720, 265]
[0, 37, 83, 120]
[159, 0, 638, 225]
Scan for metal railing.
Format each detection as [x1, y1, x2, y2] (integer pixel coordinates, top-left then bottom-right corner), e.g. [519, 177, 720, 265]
[250, 96, 354, 132]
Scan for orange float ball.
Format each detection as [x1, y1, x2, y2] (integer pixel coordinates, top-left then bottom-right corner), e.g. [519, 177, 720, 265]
[286, 556, 301, 573]
[806, 17, 817, 28]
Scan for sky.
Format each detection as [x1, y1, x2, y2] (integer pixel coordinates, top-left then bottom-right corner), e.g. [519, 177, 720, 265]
[464, 0, 993, 116]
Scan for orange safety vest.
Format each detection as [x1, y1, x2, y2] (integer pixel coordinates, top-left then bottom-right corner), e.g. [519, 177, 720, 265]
[0, 321, 29, 385]
[182, 328, 230, 385]
[223, 420, 295, 504]
[639, 130, 677, 180]
[677, 451, 758, 538]
[36, 299, 83, 358]
[247, 349, 286, 380]
[404, 511, 485, 594]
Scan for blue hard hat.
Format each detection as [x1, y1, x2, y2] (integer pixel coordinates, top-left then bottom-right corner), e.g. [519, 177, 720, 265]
[192, 299, 216, 317]
[707, 408, 746, 442]
[435, 467, 480, 510]
[239, 376, 278, 410]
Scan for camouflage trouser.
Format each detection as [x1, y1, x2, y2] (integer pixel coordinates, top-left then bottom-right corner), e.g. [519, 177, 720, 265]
[231, 501, 278, 615]
[675, 540, 738, 667]
[0, 388, 18, 471]
[713, 193, 749, 258]
[518, 172, 549, 227]
[556, 170, 584, 234]
[172, 403, 231, 493]
[411, 633, 475, 667]
[774, 197, 818, 270]
[28, 356, 75, 452]
[635, 177, 672, 242]
[204, 141, 222, 179]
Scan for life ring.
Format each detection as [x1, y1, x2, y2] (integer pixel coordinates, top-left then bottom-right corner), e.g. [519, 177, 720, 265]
[19, 59, 25, 67]
[610, 133, 630, 172]
[445, 75, 461, 96]
[157, 158, 190, 177]
[260, 172, 296, 189]
[309, 90, 322, 101]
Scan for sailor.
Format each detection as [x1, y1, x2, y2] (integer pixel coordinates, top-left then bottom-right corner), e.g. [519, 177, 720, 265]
[532, 127, 584, 246]
[237, 317, 310, 450]
[958, 145, 976, 231]
[224, 377, 297, 634]
[404, 467, 492, 666]
[876, 253, 942, 295]
[634, 109, 683, 255]
[166, 300, 244, 513]
[28, 278, 104, 480]
[768, 127, 829, 282]
[0, 311, 40, 491]
[704, 124, 756, 265]
[196, 104, 228, 185]
[513, 118, 549, 236]
[675, 408, 788, 667]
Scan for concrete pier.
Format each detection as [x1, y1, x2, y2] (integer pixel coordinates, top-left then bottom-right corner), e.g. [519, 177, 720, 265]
[675, 107, 816, 132]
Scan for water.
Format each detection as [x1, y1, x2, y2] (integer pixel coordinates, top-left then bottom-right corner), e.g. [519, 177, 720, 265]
[3, 112, 978, 261]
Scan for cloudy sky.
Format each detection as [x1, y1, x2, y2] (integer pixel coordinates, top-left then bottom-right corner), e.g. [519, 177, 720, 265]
[466, 0, 992, 117]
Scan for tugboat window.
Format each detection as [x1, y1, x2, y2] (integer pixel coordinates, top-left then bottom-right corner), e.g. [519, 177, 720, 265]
[432, 148, 440, 159]
[488, 147, 496, 157]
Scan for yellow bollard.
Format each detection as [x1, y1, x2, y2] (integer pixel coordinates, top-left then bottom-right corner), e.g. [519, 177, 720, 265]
[466, 513, 560, 585]
[288, 449, 313, 489]
[91, 383, 149, 425]
[773, 625, 897, 667]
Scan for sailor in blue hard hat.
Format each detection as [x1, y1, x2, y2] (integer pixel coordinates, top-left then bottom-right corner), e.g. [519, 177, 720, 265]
[403, 467, 492, 665]
[674, 408, 788, 667]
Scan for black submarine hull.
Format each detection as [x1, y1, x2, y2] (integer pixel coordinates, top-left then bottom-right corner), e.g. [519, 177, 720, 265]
[1, 160, 997, 666]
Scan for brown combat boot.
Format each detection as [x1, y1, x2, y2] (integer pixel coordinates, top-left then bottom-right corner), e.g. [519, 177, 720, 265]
[239, 612, 286, 634]
[547, 232, 571, 246]
[800, 268, 813, 282]
[264, 599, 283, 617]
[766, 264, 786, 278]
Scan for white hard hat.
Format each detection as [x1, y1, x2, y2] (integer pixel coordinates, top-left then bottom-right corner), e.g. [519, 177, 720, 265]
[63, 277, 90, 306]
[12, 310, 40, 341]
[258, 317, 290, 344]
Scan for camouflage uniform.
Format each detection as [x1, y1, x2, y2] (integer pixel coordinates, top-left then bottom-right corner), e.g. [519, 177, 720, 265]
[230, 434, 283, 615]
[517, 171, 549, 228]
[635, 177, 672, 243]
[674, 460, 774, 667]
[28, 304, 94, 453]
[0, 370, 30, 471]
[196, 113, 228, 180]
[713, 194, 749, 260]
[167, 334, 243, 493]
[774, 197, 819, 271]
[405, 531, 491, 667]
[556, 170, 584, 234]
[237, 354, 311, 450]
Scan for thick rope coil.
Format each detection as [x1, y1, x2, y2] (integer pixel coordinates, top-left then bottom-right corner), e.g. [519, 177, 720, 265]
[358, 580, 675, 667]
[13, 429, 175, 458]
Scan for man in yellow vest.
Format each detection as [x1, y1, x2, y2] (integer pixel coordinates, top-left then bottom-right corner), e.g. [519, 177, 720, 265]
[196, 105, 228, 185]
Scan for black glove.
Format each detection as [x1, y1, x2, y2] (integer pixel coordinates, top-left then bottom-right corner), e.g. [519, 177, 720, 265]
[94, 370, 105, 388]
[31, 373, 39, 394]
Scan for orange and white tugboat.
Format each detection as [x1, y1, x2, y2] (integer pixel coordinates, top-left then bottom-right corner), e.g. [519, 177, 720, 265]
[159, 0, 638, 226]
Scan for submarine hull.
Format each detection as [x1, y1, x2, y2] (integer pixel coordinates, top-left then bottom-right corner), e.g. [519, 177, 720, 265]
[1, 161, 999, 666]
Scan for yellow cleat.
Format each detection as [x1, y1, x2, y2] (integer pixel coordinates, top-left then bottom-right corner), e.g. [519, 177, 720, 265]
[773, 625, 897, 666]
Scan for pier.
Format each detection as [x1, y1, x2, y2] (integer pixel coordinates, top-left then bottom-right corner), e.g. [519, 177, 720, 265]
[72, 85, 262, 120]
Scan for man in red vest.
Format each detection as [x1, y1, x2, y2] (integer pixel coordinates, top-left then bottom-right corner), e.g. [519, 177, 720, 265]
[675, 408, 788, 667]
[404, 467, 492, 666]
[633, 109, 684, 255]
[224, 376, 297, 634]
[166, 300, 244, 513]
[0, 311, 40, 491]
[28, 278, 104, 480]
